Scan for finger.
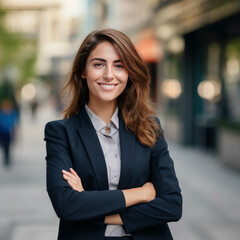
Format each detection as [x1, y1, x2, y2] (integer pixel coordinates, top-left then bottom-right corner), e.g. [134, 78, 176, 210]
[62, 170, 73, 176]
[67, 180, 82, 192]
[63, 175, 78, 186]
[67, 180, 76, 189]
[63, 174, 74, 180]
[62, 170, 72, 177]
[67, 179, 78, 188]
[63, 174, 73, 181]
[70, 168, 80, 180]
[62, 170, 78, 181]
[63, 172, 83, 191]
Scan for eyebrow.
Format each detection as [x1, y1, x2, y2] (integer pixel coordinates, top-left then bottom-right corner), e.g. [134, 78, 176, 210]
[90, 58, 121, 63]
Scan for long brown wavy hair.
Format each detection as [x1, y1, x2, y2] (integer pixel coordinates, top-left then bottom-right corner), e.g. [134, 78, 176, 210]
[62, 29, 161, 147]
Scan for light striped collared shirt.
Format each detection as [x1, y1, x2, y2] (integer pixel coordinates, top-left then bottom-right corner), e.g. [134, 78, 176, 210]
[85, 104, 128, 237]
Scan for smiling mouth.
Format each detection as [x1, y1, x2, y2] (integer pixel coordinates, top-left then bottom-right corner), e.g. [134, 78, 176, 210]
[98, 83, 118, 90]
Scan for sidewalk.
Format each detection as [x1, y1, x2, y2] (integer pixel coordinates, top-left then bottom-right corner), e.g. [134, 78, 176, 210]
[169, 142, 240, 240]
[0, 105, 240, 240]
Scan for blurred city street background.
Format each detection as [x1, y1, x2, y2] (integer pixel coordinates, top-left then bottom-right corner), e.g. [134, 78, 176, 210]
[1, 0, 240, 239]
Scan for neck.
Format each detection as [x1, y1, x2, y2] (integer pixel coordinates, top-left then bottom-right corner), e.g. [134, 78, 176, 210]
[87, 100, 117, 124]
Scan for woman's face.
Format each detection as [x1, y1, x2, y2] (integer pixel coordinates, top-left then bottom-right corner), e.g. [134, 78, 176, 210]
[84, 41, 128, 107]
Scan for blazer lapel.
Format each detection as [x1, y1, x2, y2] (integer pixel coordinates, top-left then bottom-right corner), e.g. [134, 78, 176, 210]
[77, 107, 109, 190]
[117, 113, 136, 189]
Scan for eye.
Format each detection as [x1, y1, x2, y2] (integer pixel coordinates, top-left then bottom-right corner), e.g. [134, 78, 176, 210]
[94, 63, 104, 68]
[114, 64, 124, 69]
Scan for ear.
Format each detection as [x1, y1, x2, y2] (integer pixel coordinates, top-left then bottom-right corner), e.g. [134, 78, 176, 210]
[81, 72, 86, 79]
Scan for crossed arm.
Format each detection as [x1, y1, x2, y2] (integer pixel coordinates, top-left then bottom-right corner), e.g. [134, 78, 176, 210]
[62, 168, 156, 225]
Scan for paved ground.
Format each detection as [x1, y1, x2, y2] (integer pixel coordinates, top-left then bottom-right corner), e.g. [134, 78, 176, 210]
[0, 104, 240, 240]
[169, 144, 240, 240]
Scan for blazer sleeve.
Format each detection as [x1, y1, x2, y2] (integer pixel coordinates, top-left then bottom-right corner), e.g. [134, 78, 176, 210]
[120, 119, 182, 233]
[44, 121, 126, 221]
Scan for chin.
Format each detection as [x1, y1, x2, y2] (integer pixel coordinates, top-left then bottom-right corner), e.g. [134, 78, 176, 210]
[98, 94, 119, 102]
[100, 98, 117, 103]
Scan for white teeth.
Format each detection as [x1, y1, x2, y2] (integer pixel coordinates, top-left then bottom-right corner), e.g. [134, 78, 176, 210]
[101, 84, 114, 87]
[98, 83, 117, 90]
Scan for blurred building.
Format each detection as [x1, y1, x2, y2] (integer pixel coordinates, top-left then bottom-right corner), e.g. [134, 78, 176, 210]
[1, 0, 86, 111]
[1, 0, 84, 83]
[152, 0, 240, 170]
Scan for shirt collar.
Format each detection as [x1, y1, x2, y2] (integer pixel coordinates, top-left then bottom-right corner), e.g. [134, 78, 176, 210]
[85, 104, 119, 132]
[111, 107, 119, 129]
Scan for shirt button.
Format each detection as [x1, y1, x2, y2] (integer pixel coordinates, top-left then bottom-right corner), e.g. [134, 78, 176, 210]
[113, 176, 118, 183]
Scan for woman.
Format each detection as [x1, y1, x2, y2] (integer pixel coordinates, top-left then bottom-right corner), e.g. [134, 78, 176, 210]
[44, 29, 182, 240]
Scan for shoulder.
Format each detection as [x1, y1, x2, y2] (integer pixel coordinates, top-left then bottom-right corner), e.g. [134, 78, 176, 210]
[45, 115, 79, 137]
[151, 115, 163, 136]
[46, 114, 79, 127]
[150, 116, 168, 150]
[153, 116, 161, 126]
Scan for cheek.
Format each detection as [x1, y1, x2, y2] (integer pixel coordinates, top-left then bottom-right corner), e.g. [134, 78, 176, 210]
[85, 67, 101, 81]
[86, 78, 96, 93]
[86, 78, 92, 88]
[122, 79, 128, 89]
[118, 71, 128, 85]
[119, 77, 128, 95]
[86, 72, 97, 86]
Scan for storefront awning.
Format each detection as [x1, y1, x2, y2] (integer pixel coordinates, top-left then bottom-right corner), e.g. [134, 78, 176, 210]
[134, 37, 161, 63]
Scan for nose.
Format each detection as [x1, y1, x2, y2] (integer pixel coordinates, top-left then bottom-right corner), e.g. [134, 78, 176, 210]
[103, 66, 114, 81]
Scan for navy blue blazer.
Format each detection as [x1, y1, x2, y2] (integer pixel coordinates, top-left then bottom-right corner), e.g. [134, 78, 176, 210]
[44, 106, 182, 240]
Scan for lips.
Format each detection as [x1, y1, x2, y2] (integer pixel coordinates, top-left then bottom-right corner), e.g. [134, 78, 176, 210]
[98, 83, 118, 91]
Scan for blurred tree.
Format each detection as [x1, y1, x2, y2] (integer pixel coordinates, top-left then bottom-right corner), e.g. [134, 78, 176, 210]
[0, 3, 36, 91]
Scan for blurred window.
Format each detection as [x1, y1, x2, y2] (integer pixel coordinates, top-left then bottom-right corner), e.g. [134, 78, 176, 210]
[162, 52, 183, 117]
[198, 42, 221, 120]
[224, 37, 240, 122]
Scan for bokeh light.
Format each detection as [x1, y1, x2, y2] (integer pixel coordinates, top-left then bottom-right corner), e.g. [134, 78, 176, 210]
[226, 58, 240, 78]
[197, 80, 221, 101]
[21, 83, 36, 100]
[162, 79, 182, 99]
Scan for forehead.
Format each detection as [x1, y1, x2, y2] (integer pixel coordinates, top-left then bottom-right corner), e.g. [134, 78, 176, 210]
[88, 41, 121, 61]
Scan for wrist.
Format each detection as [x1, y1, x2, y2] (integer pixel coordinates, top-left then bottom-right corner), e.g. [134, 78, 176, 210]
[140, 186, 150, 203]
[122, 187, 146, 207]
[105, 214, 123, 225]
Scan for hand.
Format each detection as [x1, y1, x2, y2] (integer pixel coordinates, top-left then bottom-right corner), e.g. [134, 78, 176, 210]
[105, 214, 123, 225]
[62, 168, 84, 192]
[141, 182, 156, 202]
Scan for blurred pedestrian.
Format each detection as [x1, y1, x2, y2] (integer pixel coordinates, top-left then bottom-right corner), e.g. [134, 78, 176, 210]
[44, 29, 182, 240]
[0, 98, 19, 167]
[30, 98, 38, 120]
